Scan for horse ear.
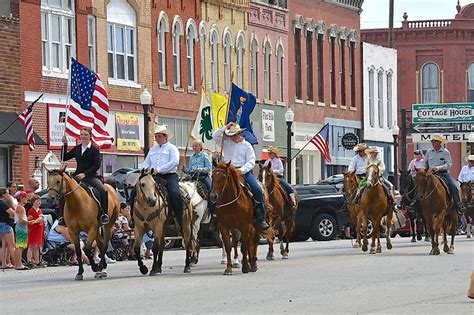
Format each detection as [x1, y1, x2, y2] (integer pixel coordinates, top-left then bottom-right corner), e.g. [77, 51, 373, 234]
[212, 159, 218, 168]
[60, 164, 67, 173]
[268, 161, 272, 169]
[226, 161, 231, 168]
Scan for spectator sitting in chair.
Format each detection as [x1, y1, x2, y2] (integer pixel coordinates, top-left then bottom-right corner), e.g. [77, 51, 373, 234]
[47, 218, 89, 265]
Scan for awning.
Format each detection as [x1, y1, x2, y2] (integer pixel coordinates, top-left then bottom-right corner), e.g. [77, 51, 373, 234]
[0, 112, 46, 145]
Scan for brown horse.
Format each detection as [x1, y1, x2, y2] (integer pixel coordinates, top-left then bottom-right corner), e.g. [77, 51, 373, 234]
[359, 163, 393, 254]
[342, 170, 363, 248]
[258, 163, 297, 260]
[459, 181, 473, 238]
[414, 169, 458, 255]
[210, 161, 261, 275]
[133, 169, 193, 275]
[46, 165, 120, 280]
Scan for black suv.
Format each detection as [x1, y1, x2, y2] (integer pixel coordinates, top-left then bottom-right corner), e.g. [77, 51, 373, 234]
[292, 184, 350, 241]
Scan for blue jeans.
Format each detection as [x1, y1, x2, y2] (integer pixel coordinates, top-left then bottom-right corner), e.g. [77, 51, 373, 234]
[243, 172, 266, 220]
[277, 175, 294, 197]
[437, 172, 461, 208]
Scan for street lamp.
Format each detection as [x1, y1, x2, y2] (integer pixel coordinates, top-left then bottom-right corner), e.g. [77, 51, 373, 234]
[140, 88, 152, 156]
[392, 125, 400, 190]
[285, 107, 294, 184]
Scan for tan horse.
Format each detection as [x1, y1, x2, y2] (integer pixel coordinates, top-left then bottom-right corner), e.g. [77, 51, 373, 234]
[46, 165, 120, 280]
[460, 181, 474, 238]
[258, 163, 297, 260]
[414, 169, 458, 255]
[133, 169, 193, 275]
[342, 170, 363, 248]
[359, 163, 393, 254]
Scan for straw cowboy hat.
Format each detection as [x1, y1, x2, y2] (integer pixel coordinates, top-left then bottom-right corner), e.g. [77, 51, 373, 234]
[224, 124, 246, 136]
[154, 125, 172, 139]
[364, 146, 380, 154]
[467, 155, 474, 162]
[268, 146, 280, 156]
[431, 134, 448, 144]
[352, 143, 368, 152]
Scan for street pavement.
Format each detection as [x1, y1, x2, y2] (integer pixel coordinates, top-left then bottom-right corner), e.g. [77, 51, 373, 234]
[1, 236, 473, 314]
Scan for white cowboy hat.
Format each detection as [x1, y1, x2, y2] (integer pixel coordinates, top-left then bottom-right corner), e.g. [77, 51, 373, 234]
[467, 155, 474, 161]
[268, 146, 280, 156]
[154, 124, 172, 139]
[365, 147, 380, 154]
[224, 124, 246, 136]
[431, 134, 448, 144]
[353, 143, 368, 152]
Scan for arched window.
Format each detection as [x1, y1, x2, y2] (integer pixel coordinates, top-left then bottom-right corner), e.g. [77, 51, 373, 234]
[236, 32, 245, 88]
[172, 16, 183, 88]
[467, 63, 474, 102]
[186, 19, 197, 90]
[223, 29, 232, 92]
[199, 22, 208, 87]
[210, 27, 219, 92]
[157, 12, 169, 86]
[250, 37, 258, 96]
[263, 40, 272, 100]
[377, 69, 384, 128]
[107, 0, 136, 82]
[386, 70, 393, 128]
[368, 67, 375, 127]
[276, 43, 284, 102]
[421, 62, 440, 103]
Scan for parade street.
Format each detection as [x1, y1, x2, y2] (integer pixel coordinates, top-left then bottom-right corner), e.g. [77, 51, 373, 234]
[1, 237, 472, 314]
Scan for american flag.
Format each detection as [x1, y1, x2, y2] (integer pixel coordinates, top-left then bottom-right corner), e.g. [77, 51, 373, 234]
[18, 104, 35, 151]
[66, 58, 113, 148]
[310, 123, 332, 163]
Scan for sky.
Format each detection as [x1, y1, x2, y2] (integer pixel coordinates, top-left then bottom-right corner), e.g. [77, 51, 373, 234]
[360, 0, 469, 29]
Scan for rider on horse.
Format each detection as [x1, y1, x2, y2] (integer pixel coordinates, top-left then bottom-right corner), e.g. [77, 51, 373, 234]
[62, 127, 109, 225]
[423, 134, 465, 215]
[348, 143, 369, 179]
[458, 155, 474, 183]
[408, 150, 424, 176]
[142, 125, 184, 232]
[212, 122, 270, 230]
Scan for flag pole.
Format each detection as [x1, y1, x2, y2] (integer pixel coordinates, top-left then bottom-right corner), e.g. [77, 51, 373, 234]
[0, 93, 43, 137]
[290, 123, 328, 162]
[219, 73, 234, 161]
[61, 58, 73, 163]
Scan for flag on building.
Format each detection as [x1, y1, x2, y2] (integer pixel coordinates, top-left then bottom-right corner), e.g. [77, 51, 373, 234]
[211, 92, 228, 130]
[191, 91, 215, 152]
[18, 104, 35, 151]
[66, 58, 113, 148]
[228, 83, 257, 145]
[310, 123, 331, 163]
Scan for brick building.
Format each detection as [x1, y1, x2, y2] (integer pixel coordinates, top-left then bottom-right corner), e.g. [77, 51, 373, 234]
[361, 3, 474, 176]
[288, 0, 363, 183]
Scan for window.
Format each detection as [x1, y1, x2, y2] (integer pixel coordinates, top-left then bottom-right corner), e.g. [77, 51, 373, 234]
[157, 13, 169, 86]
[349, 41, 355, 107]
[369, 68, 375, 127]
[250, 38, 258, 95]
[421, 62, 440, 103]
[330, 36, 336, 104]
[223, 31, 232, 92]
[339, 39, 346, 106]
[186, 20, 197, 90]
[317, 33, 324, 103]
[41, 0, 75, 74]
[276, 44, 284, 102]
[199, 23, 207, 87]
[306, 31, 313, 101]
[172, 18, 183, 88]
[236, 33, 245, 88]
[387, 72, 393, 128]
[295, 27, 302, 100]
[264, 40, 271, 100]
[468, 63, 474, 102]
[88, 16, 96, 72]
[107, 0, 136, 82]
[377, 70, 384, 128]
[210, 28, 219, 92]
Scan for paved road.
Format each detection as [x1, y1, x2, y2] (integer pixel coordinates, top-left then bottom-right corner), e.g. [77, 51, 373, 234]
[1, 237, 473, 314]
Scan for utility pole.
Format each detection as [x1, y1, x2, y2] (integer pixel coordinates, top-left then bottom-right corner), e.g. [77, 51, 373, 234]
[388, 0, 394, 48]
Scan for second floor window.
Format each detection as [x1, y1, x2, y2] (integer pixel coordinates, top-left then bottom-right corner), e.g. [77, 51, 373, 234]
[236, 34, 245, 88]
[421, 62, 440, 103]
[306, 31, 313, 102]
[264, 41, 271, 100]
[157, 15, 168, 86]
[369, 69, 375, 127]
[250, 38, 258, 96]
[276, 44, 284, 102]
[172, 19, 183, 88]
[186, 21, 197, 91]
[210, 29, 219, 92]
[387, 72, 393, 128]
[317, 33, 324, 103]
[294, 27, 302, 100]
[88, 16, 96, 72]
[377, 70, 384, 128]
[340, 39, 346, 106]
[223, 32, 232, 92]
[107, 23, 136, 81]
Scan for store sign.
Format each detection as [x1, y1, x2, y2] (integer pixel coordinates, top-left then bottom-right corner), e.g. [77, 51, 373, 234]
[47, 104, 77, 149]
[412, 132, 470, 143]
[116, 112, 140, 151]
[412, 103, 474, 124]
[341, 133, 359, 150]
[262, 109, 275, 142]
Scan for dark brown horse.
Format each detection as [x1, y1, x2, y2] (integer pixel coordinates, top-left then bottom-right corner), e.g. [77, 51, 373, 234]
[460, 181, 474, 238]
[210, 161, 261, 275]
[414, 169, 458, 255]
[359, 163, 394, 254]
[342, 170, 363, 248]
[46, 165, 120, 280]
[258, 163, 297, 260]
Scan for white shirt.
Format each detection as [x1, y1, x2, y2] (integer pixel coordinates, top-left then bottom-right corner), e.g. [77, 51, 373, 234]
[212, 127, 255, 174]
[408, 158, 425, 175]
[143, 141, 180, 174]
[458, 165, 474, 183]
[348, 154, 369, 175]
[81, 142, 92, 155]
[264, 157, 284, 176]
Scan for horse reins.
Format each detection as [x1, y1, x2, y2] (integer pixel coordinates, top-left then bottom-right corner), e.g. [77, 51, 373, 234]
[134, 174, 164, 223]
[213, 168, 241, 208]
[419, 173, 439, 200]
[47, 172, 81, 198]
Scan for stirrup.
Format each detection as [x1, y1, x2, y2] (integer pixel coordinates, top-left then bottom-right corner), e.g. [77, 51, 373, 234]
[100, 214, 110, 225]
[258, 219, 270, 230]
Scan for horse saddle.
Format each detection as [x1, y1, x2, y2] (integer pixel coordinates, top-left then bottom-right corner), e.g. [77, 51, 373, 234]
[181, 176, 208, 200]
[79, 182, 102, 208]
[153, 176, 191, 212]
[238, 177, 254, 199]
[433, 174, 452, 199]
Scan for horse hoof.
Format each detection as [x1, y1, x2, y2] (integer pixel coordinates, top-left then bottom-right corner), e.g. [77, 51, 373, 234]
[431, 247, 440, 255]
[139, 265, 149, 275]
[223, 269, 232, 276]
[467, 234, 471, 239]
[266, 253, 274, 261]
[91, 265, 99, 273]
[184, 267, 191, 274]
[416, 234, 422, 241]
[443, 244, 449, 253]
[149, 270, 157, 276]
[75, 274, 83, 281]
[370, 247, 376, 254]
[250, 265, 258, 272]
[411, 238, 416, 243]
[387, 242, 392, 250]
[282, 253, 289, 259]
[447, 246, 454, 254]
[242, 264, 250, 274]
[376, 247, 382, 253]
[362, 244, 368, 252]
[101, 271, 107, 278]
[353, 243, 361, 248]
[94, 272, 103, 279]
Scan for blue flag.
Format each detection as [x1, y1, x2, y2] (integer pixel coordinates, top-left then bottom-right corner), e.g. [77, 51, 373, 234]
[227, 83, 258, 144]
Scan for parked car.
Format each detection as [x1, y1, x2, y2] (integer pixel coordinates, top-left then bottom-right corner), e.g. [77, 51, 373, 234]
[317, 174, 344, 192]
[292, 184, 351, 241]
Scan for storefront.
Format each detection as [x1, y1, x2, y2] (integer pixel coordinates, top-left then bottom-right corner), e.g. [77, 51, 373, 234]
[292, 122, 324, 184]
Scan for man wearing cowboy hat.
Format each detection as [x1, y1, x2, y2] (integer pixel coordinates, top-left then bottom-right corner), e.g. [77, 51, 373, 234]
[143, 125, 184, 230]
[263, 146, 297, 212]
[212, 122, 270, 229]
[348, 143, 369, 178]
[423, 134, 464, 215]
[458, 155, 474, 183]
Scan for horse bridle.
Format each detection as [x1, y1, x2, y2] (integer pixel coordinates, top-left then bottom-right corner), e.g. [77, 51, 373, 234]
[261, 168, 276, 196]
[417, 173, 439, 200]
[212, 168, 241, 208]
[47, 172, 80, 198]
[400, 174, 417, 205]
[366, 165, 381, 188]
[343, 175, 358, 203]
[135, 174, 164, 223]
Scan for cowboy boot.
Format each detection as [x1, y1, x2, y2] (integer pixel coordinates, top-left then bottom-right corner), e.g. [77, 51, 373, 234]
[353, 187, 363, 204]
[289, 193, 297, 213]
[256, 204, 270, 230]
[100, 191, 110, 225]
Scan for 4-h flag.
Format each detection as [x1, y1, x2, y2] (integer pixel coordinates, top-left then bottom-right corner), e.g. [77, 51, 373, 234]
[211, 92, 229, 130]
[191, 92, 215, 152]
[228, 83, 257, 145]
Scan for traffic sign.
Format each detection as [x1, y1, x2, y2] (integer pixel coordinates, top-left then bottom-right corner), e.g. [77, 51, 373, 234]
[411, 123, 457, 133]
[412, 103, 474, 124]
[411, 132, 470, 143]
